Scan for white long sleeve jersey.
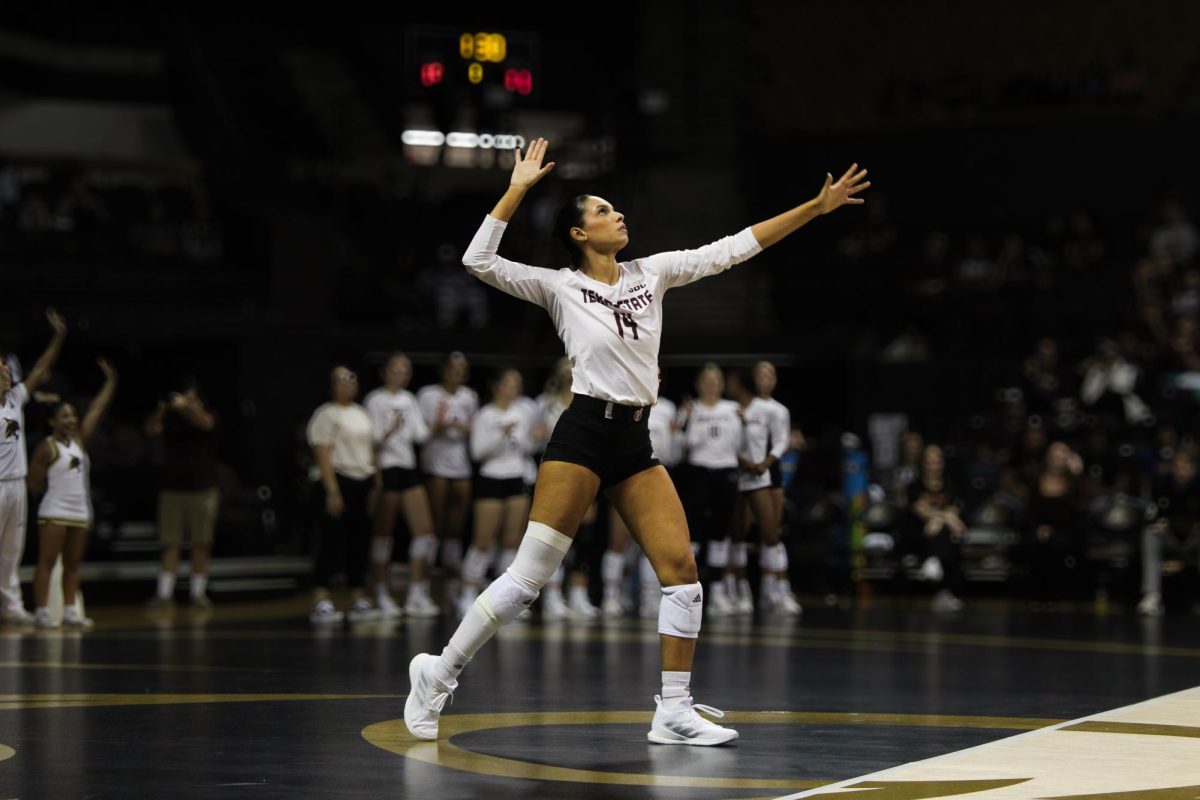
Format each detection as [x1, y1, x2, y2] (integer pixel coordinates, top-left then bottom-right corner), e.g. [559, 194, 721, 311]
[470, 403, 534, 480]
[416, 384, 479, 479]
[364, 388, 429, 470]
[759, 396, 792, 461]
[682, 399, 743, 470]
[648, 397, 680, 467]
[463, 215, 763, 407]
[738, 397, 779, 491]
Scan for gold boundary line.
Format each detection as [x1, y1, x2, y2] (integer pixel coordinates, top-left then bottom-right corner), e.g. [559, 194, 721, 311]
[0, 693, 403, 711]
[361, 710, 1054, 790]
[1063, 720, 1200, 739]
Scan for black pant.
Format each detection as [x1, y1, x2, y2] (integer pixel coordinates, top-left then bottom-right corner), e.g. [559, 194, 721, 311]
[682, 465, 739, 544]
[314, 473, 372, 590]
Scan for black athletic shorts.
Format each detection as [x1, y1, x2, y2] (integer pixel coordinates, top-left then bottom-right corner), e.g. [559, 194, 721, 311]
[681, 464, 739, 543]
[542, 394, 659, 490]
[768, 462, 782, 489]
[381, 466, 422, 492]
[475, 476, 526, 500]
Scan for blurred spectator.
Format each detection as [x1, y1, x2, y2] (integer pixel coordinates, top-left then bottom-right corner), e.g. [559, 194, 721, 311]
[1150, 200, 1199, 266]
[144, 381, 220, 609]
[1060, 211, 1106, 271]
[1023, 338, 1069, 413]
[1138, 448, 1200, 616]
[426, 243, 489, 330]
[884, 431, 924, 506]
[1079, 340, 1152, 426]
[905, 444, 967, 611]
[1025, 442, 1086, 600]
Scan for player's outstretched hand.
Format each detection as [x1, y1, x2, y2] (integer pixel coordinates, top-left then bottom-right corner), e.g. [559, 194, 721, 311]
[815, 164, 870, 215]
[510, 138, 556, 191]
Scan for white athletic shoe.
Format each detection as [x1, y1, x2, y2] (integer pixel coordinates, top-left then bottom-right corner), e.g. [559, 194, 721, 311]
[773, 587, 803, 616]
[346, 598, 382, 623]
[647, 695, 738, 746]
[1137, 591, 1164, 617]
[309, 600, 344, 625]
[34, 608, 57, 629]
[542, 587, 569, 621]
[62, 607, 94, 629]
[567, 586, 600, 620]
[932, 589, 964, 613]
[735, 581, 755, 615]
[404, 588, 441, 619]
[602, 594, 626, 619]
[376, 591, 404, 620]
[707, 585, 736, 617]
[404, 653, 454, 741]
[2, 607, 34, 626]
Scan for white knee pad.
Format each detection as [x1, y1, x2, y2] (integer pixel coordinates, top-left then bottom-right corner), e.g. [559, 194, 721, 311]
[601, 551, 625, 584]
[706, 538, 730, 569]
[658, 582, 703, 639]
[474, 571, 539, 630]
[730, 542, 748, 570]
[370, 536, 394, 566]
[761, 543, 787, 572]
[510, 521, 572, 592]
[409, 534, 437, 564]
[462, 547, 492, 583]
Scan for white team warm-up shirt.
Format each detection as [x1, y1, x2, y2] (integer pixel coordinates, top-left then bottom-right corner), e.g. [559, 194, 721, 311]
[648, 396, 680, 467]
[0, 384, 29, 480]
[513, 394, 541, 484]
[307, 402, 376, 481]
[463, 215, 763, 407]
[38, 437, 92, 524]
[738, 397, 778, 491]
[682, 399, 743, 470]
[759, 396, 791, 462]
[416, 384, 478, 479]
[470, 403, 534, 481]
[364, 388, 428, 470]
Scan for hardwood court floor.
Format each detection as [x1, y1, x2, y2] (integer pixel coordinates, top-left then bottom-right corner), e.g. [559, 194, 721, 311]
[1, 597, 1198, 799]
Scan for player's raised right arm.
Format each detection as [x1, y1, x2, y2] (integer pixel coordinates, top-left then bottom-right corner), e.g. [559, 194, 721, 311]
[489, 138, 555, 222]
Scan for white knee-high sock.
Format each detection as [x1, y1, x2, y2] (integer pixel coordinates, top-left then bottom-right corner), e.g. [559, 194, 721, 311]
[435, 522, 571, 687]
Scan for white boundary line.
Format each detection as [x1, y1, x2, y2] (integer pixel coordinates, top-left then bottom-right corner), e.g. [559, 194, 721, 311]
[773, 684, 1200, 800]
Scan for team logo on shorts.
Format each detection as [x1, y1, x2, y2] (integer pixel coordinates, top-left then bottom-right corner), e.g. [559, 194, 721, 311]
[633, 408, 643, 422]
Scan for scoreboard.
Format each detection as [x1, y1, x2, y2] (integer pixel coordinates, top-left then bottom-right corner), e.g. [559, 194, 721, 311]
[406, 26, 540, 100]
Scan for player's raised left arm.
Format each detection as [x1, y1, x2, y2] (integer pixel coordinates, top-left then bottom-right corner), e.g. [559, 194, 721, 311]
[750, 164, 869, 249]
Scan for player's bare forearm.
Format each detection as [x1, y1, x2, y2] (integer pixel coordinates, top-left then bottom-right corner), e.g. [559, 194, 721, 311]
[750, 199, 824, 250]
[490, 186, 529, 224]
[752, 164, 870, 250]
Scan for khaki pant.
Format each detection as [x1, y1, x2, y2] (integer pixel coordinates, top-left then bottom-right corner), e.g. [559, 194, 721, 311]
[158, 489, 219, 548]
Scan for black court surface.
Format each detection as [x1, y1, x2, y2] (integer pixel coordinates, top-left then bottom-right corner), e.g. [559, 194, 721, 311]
[2, 598, 1199, 799]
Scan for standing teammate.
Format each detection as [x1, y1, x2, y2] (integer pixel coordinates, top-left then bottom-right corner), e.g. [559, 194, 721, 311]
[28, 359, 118, 628]
[0, 309, 67, 625]
[679, 364, 744, 617]
[634, 371, 680, 618]
[416, 352, 477, 610]
[460, 368, 534, 616]
[405, 138, 868, 745]
[364, 353, 438, 618]
[727, 369, 801, 614]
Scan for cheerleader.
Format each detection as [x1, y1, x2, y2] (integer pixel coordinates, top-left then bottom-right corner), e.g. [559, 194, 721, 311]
[27, 359, 117, 628]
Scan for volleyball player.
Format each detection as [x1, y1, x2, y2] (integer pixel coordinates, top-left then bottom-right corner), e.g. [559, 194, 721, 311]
[28, 359, 117, 628]
[364, 352, 438, 618]
[459, 368, 534, 617]
[635, 370, 680, 618]
[406, 138, 868, 745]
[416, 352, 477, 612]
[0, 309, 67, 626]
[727, 369, 800, 614]
[679, 364, 744, 617]
[750, 360, 801, 611]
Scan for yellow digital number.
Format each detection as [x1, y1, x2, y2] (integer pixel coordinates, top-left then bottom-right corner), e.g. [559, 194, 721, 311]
[459, 33, 474, 60]
[468, 62, 484, 84]
[471, 32, 507, 63]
